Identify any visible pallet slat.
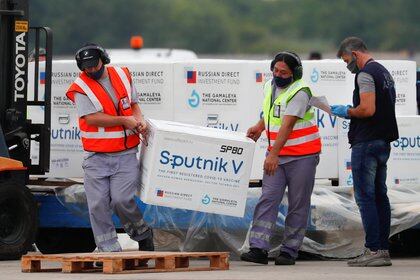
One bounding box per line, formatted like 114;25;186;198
103;259;123;274
21;251;229;274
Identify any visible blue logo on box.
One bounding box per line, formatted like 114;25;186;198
346;174;353;186
202;194;211;205
311;68;319;83
188;89;200;108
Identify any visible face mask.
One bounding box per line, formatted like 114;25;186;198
87;64;105;80
346;55;359;74
274;76;293;88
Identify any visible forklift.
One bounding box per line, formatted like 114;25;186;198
0;0;52;259
0;0;135;259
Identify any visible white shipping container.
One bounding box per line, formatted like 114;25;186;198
338;116;420;186
27;59;417;182
138;119;255;217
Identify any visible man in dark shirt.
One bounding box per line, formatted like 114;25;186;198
331;37;399;267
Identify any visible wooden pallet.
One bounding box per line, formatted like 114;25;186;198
21;251;229;274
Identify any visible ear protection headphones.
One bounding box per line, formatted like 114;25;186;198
270;51;303;80
75;43;110;70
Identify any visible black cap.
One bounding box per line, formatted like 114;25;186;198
78;49;100;70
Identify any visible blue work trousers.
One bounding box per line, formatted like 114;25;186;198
249;155;319;258
352;139;391;251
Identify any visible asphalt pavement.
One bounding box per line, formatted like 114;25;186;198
2;258;420;280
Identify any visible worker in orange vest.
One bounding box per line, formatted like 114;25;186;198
66;43;153;253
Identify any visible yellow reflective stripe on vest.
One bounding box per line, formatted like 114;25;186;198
81;129;136;139
74;77;103;112
114;67;132;103
284;131;320;147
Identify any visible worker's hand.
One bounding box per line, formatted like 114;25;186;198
263;152;278;176
123;116;141;130
246;125;263;142
137;119;149;137
330;105;351;119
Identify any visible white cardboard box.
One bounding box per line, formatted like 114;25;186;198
338;116;420;186
138;119;255;217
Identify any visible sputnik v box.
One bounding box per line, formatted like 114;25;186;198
138;119;255;217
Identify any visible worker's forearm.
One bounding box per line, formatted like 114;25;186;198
270;125;293;155
131;103;144;121
84;112;126;127
256;118;265;132
348;106;374;118
348;93;375;118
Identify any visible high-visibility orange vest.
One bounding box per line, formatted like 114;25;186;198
66;66;140;153
262;79;321;156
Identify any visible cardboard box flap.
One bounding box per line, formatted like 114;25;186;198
147;119;254;143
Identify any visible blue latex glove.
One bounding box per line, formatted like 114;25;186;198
330;105;351;119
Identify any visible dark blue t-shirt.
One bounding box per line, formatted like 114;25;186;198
348;60;399;145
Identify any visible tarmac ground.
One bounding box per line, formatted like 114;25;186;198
2;258;420;280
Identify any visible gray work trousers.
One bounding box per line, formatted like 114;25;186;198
249;155;319;258
83;152;151;252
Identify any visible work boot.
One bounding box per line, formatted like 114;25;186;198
274;251;295;265
378;250;392;266
347;248;392;267
240;248;268;264
138;229;154;251
138;230;154;267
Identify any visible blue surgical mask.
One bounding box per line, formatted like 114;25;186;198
346;55;359;74
87;64;105;80
274;76;293;88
